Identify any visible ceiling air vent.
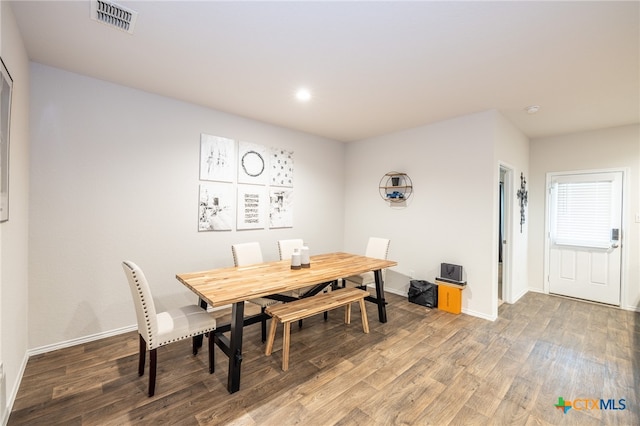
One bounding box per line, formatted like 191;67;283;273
91;0;138;34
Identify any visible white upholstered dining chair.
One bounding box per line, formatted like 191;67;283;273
231;242;280;342
277;238;304;261
122;261;217;397
343;237;391;289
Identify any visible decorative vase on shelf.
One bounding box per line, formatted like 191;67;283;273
391;176;400;186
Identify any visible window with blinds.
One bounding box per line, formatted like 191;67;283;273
552;180;613;248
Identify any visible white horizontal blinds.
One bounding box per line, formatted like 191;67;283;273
554;180;612;248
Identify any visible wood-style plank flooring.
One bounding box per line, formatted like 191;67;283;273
8;291;640;425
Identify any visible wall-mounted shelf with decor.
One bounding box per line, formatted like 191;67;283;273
379;172;412;203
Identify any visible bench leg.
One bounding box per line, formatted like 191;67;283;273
344;303;351;324
359;298;369;334
265;317;278;356
282;322;291;371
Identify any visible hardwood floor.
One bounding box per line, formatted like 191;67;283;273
8;291;640;425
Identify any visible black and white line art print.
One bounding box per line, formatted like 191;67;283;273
270;148;294;187
237;184;267;230
269;188;293;228
198;183;235;231
200;134;235;182
238;141;268;185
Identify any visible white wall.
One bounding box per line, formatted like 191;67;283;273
529;124;640;310
28;63;346;350
493;111;530;307
0;3;30;423
344;110;529;320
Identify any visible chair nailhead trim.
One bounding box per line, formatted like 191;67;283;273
131;267;216;350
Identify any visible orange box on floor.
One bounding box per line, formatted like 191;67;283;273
435;280;464;314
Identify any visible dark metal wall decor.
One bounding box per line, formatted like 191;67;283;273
517;172;528;232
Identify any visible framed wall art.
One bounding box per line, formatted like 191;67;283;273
237;184;267;230
238;141;268;185
200;134;235;182
198;182;235;231
270;148;293;187
0;57;13;223
269;188;293;228
196;132;297;233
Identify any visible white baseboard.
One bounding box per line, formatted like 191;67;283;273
510;287;529;304
621;303;640;313
382;286;406;298
371;284;498;321
28;325;137;357
462;307;497;321
2;352;28;426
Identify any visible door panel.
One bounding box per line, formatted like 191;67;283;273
590;252;607;284
548;171;622;306
560;250;575;280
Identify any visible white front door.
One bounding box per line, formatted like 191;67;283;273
547;171;622;305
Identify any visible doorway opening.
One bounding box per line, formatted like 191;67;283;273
498;165;513;310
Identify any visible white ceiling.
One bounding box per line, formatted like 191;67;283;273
9;1;640;142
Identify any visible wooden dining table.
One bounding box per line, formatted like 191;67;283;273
176;252;397;393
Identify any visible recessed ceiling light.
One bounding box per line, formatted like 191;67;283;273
525;105;540;114
295;88;311;102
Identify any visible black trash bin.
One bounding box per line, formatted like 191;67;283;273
408;280;438;308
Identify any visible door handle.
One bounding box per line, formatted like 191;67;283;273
611;229;620;249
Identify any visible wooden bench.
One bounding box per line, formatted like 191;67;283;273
265;287;370;371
